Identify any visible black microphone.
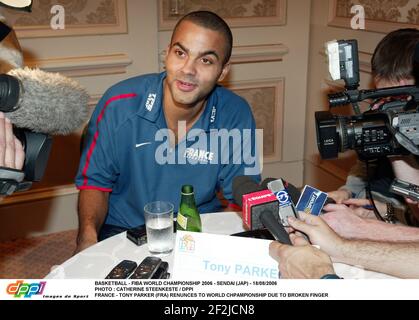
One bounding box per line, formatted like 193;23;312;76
232;175;264;207
232;176;292;245
259;211;292;245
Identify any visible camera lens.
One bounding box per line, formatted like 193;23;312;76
315;111;339;159
0;74;20;112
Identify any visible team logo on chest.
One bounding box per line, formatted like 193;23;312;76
145;93;157;112
210;106;217;123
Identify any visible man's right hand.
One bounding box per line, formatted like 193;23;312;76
73;232;98;255
74;189;109;255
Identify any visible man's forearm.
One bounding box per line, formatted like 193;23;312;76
351;219;419;242
336;239;419;278
77;189;109;246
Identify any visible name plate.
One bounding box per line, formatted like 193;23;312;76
172;231;279;280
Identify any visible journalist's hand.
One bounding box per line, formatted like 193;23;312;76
287;212;345;260
269;234;335;279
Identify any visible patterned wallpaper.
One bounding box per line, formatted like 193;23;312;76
233;87;277;157
163;0;278;18
160;0;285;29
336;0;419;23
2;0;118;26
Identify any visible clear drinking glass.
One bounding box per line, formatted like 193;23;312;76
144;201;174;255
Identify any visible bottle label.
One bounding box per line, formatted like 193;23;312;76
177;212;188;230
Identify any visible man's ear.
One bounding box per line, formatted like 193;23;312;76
218;61;231;82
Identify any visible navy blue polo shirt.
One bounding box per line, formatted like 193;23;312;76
75;72;260;228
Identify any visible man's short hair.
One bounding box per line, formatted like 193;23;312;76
372;28;419;83
171;11;233;65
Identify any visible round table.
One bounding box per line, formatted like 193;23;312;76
45;211;245;279
45;211;395;279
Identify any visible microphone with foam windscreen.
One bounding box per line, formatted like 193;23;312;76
2;67;89;135
0;67;89;192
232;176;292;245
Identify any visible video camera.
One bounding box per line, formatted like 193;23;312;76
0;73;52;195
315;39;419;160
0;15;51;195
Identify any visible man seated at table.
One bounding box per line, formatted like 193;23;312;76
74;11;260;254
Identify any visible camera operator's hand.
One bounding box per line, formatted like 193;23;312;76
0;112;24;170
269;235;335;279
328;189;351;204
405;197;419;207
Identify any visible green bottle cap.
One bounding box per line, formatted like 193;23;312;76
181;185;194;195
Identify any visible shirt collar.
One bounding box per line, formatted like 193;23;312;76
136;72;166;125
137;72;219;132
192;86;219;132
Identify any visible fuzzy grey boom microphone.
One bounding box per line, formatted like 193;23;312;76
1;67;89;134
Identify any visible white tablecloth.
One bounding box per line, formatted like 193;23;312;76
45;211;395;279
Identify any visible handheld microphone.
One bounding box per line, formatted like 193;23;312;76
262;178;336;213
3;67;89;135
261;178;299;227
261;178;301;205
232;175;264;208
232;176;292;245
259;211;292;245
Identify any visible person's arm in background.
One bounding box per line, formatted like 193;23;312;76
288;212;419;279
321;203;419;241
328;160;369;203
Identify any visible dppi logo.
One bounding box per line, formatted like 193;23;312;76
6;280;46;298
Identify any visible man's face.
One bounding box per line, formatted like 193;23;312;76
164;20;230;107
